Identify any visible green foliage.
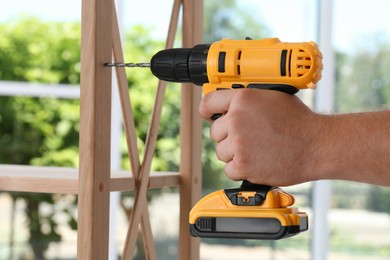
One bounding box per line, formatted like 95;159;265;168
0;17;80;84
367;186;390;212
121;25;181;172
0;96;79;166
0;17;81;168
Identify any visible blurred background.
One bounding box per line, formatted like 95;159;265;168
0;0;389;259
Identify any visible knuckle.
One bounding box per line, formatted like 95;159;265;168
233;155;250;172
225;109;245;133
231;135;246;153
198;93;212;117
228;110;243;127
234;88;255;103
216;152;224;162
230;139;251;172
215;143;225;161
209;124;218;141
224;165;241;181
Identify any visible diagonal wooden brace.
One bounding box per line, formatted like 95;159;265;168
111;4;157;259
121;0;183;258
113;3;156;259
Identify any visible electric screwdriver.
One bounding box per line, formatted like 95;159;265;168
110;37;323;239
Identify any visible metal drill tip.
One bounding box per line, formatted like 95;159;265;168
104;62;150;68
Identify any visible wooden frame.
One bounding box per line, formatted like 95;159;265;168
179;1;204;259
0;0;203;259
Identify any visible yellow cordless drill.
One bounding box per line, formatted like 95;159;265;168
116;37;323;239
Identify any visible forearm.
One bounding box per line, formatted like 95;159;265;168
312;110;390;186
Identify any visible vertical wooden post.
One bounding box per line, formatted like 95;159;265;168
78;0;113;259
179;0;203;259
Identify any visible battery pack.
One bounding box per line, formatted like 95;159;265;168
189;183;308;240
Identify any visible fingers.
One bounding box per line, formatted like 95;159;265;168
215;138;232;163
198;90;234;121
200;90;243;181
224;161;244;181
199;89;253;183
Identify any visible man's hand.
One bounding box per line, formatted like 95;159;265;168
198;89;320;186
199;88;390;187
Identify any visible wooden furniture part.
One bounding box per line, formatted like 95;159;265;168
0;0;203;259
77;0;113;257
179;1;204;259
0;165;179;194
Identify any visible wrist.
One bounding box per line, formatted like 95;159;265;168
301;113;335;182
309;114;345;181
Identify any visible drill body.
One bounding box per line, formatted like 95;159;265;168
149;38;323;240
150;38;323;95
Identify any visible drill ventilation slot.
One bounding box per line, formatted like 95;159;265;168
295;49;312;77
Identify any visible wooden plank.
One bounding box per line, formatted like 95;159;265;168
179;0;203;259
111;5;157;259
0;165;180;194
0;165;77;194
111;171;180;191
0;164;77;178
78;0;113;259
121;0;183;258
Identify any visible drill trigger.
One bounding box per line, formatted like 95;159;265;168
224;181;274;206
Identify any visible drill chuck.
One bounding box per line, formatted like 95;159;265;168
150;44;210;86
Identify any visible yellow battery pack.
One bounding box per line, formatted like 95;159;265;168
189;182;308;239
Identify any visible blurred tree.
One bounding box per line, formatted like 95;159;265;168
0;17;81;259
335;39;390;113
0;17;80;84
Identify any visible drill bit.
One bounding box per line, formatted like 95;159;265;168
104;62;151;68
